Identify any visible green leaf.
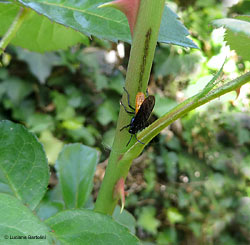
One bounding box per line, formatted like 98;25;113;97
156;228;177;245
154;51;201;78
188;222;202;237
108;73;124;94
212;16;250;60
0;193;52;244
159;6;198;48
96;100;118;126
163;151;178;182
137;206;160;235
212;16;250;37
79;51;109;91
36;199;64;221
0;120;49;210
0;4;89;52
16;48;61;84
27;113;55;133
11;100;35;122
0;77;33;105
166;207;184;224
166;136;181;151
55;144;99;208
39;130;64;164
95;73;109;91
113;206;136;234
52;91;75;120
103;128;116;150
0;68;8;80
61;118;83;130
16;0;197;48
67;127;96;146
144;164;156;193
45;209;139;245
65;86;91;109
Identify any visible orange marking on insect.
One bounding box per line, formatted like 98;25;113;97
135;92;146;114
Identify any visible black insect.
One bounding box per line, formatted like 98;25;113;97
120;87;155;146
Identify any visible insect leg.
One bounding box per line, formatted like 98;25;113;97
120;100;134;115
123;87;135;111
120;123;131;131
135;134;145;145
126;134;133;147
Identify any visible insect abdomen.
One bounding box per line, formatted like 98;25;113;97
135;92;145;114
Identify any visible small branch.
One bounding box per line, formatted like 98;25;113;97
0;7;29;55
122;72;250;161
103;73;250;207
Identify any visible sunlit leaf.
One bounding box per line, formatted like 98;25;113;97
0;3;89;52
39;130;64;164
212;16;250;60
166;207;184;224
137;206;160;235
15;0;197;48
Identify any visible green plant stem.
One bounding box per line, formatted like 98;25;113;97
95;70;250;215
94;0;165;215
121;72;250;161
103;73;250;208
0;7;29;55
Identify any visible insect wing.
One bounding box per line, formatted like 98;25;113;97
133;95;155;126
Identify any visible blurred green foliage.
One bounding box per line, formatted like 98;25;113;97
0;0;249;244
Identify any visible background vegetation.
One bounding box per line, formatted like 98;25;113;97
0;0;249;244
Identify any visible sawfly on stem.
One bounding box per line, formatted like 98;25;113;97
120;87;155;146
